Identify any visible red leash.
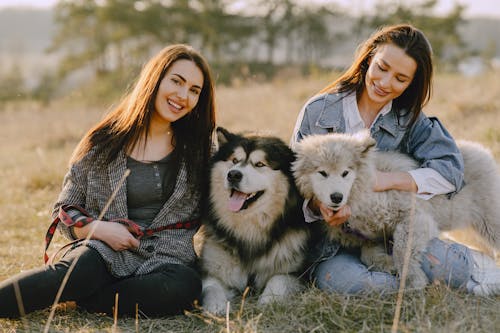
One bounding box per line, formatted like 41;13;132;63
44;204;199;264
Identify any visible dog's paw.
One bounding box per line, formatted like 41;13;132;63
361;244;396;274
405;267;429;290
202;291;229;315
201;278;231;315
258;274;302;305
202;298;229;315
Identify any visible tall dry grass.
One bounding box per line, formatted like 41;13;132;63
0;71;499;332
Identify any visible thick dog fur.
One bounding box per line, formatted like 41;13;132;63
198;128;311;314
292;131;500;289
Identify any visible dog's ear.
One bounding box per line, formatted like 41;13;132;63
216;127;236;146
353;130;376;156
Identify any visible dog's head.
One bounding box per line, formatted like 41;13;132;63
210;127;295;215
292;131;375;211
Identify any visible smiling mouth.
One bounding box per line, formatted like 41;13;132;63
167;99;184;111
373;84;389;96
227;189;264;212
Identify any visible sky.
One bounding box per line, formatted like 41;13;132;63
0;0;499;18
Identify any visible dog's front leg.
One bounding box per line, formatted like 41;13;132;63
361;243;396;274
392;211;435;290
258;274;303;305
201;276;233;315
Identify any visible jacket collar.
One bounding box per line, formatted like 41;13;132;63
315;92;403;137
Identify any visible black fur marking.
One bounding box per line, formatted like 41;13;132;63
205;127;310;266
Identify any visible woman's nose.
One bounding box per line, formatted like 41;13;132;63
378;73;391;88
177;86;188;99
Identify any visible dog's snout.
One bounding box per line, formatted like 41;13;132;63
227;170;243;183
330;192;343;204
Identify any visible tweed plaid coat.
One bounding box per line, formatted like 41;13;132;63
52;147;201;277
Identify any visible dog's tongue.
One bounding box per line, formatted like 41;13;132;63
228;190;248;212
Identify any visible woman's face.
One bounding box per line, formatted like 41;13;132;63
364;43;417;107
154;59;204;125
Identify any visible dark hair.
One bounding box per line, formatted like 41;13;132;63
320;24;433;127
71;44;216;189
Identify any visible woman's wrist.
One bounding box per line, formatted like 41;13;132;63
375;171;418;192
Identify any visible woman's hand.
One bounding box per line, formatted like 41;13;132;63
73;221;140;251
374;170;418;193
308;197;350;226
319;203;351;227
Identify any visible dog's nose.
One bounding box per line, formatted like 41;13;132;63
330;192;343;204
227;170;243;183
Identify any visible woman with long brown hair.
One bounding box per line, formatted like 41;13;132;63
292;24;500;295
0;44;216;317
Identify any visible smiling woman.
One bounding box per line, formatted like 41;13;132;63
290;23;500;296
0;44;216;318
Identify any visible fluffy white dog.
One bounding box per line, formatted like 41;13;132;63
292;131;500;289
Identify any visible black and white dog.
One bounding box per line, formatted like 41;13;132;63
198;127;311;314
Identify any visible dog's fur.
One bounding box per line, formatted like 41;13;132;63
198;128;311;314
292;131;500;289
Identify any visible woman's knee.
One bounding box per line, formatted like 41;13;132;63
157;264;202;305
313;252;399;294
421;238;472;289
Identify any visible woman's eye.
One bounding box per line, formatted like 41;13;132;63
377;64;387;72
318;170;328;177
190;88;200;95
255;161;265;168
171;78;181;85
342;170;349;177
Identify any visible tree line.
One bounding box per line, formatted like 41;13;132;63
1;0;466;104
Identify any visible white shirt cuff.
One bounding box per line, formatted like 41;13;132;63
302;198;322;223
407;168;456;200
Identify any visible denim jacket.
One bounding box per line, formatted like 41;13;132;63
291;92;465;264
292;92;465;192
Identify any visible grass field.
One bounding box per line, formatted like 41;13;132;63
0;71;499;332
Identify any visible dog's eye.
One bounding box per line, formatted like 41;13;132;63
342;170;349;177
231;158;239;164
318;170;328;177
255;161;265;168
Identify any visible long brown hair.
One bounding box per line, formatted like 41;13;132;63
71;44;216;188
320;24;433;127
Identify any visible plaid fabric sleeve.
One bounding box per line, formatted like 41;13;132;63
65;208;90;239
53;157;90;240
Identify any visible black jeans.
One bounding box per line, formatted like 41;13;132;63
0;246;201;318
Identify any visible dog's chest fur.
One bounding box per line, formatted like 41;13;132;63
326;165;415;248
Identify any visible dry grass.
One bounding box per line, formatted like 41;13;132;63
0;71;499;332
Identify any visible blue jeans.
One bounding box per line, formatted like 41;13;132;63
313;238;473;294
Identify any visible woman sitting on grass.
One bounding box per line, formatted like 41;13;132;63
0;44;216;318
291;23;500;296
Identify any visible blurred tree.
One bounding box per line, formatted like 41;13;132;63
294;4;339;65
257;0;293;64
31;70;58;106
0;64;26;102
363;0;465;64
190;0;255;63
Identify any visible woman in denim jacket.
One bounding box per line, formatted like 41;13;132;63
291;24;500;295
